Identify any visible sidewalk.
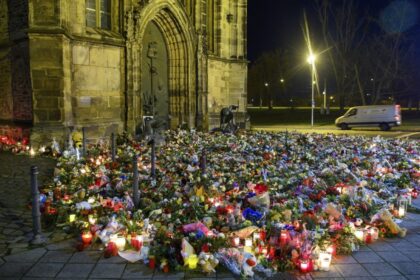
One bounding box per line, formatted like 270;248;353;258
0;153;420;279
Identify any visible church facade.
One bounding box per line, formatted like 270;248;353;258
0;0;248;145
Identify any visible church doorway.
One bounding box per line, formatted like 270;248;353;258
141;21;169;128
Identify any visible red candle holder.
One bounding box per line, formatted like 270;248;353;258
81;231;93;245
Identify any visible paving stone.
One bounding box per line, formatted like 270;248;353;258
402;250;420;261
332;255;357;263
406;275;420;280
361;262;402;276
311;266;342;278
40;250;73;263
98;255;127;264
89;263;126;278
154;271;185;279
57;263;95;278
367;242;395;252
375;276;407;280
376;251;411;262
334;263;370;277
342;277;375;280
0;262;33;277
352;251;384;263
122;263;154;278
184;269;208;279
25;262;64;278
390;241;420;251
46;240;77;251
3;247;46;262
390;262;420;275
357;245;372;252
69;250;101;263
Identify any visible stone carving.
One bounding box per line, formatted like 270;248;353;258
125;0;150;41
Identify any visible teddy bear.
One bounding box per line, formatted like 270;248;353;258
198;252;219;274
242;252;257;277
378;208;407;237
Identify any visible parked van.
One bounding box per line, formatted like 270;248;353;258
335;105;401;131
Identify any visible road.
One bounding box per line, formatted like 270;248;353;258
251;124;420;139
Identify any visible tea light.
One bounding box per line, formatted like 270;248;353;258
69;214;76;223
326;245;336;255
233;237;240;246
300;259;309;273
81;231;93;244
280;230;288;246
261;246;268;256
369;227;379;240
131;235;143;251
318;252;332;271
354;229;364;241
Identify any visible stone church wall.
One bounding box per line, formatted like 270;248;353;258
71;43;124;139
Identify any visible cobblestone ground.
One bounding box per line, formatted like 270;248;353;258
0;152;72;257
1;152;420;279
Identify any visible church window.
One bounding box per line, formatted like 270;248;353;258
86;0;111;30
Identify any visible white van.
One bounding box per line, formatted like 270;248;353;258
335;105;401;131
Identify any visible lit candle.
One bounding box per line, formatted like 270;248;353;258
253;232;260;241
245;238;253;247
233;237;240;246
318;252;332;271
111;235;126;251
69;214;76;223
398;205;405;217
300;259;309;273
76;148;80;160
88;214;97;225
369;227;379;240
354;229;364;241
326;245;335;256
261;246;268;256
29;148;35;157
131;235;143;251
81;231;93;245
280;230;288;246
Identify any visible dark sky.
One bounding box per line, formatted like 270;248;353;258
247;0;420;97
247;0;420;62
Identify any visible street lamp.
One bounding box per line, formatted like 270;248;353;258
307;54;316;127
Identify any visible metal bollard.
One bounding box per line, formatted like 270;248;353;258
111;133;116;162
30;166;47;245
82;127;86;157
150;139;156;178
200;149;207;175
132;155;140;208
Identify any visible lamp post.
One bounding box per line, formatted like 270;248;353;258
307;54;316;127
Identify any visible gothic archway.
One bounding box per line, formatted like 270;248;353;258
125;1;196;132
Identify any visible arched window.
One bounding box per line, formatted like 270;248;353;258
86;0;111;30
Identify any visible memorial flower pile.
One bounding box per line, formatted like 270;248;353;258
38;130;419;277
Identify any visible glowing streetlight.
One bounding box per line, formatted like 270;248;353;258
280;78;284;83
307;53;316;127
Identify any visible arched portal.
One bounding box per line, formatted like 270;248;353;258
126;2;196;133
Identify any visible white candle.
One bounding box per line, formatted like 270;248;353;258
245;238;253;247
354;229;364;241
233;237;240;246
76;148;80;160
318;252;332;271
398;205;405;217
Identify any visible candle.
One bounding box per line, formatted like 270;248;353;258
69;214;76;223
280;230;288;246
88;214;97;225
30;148;35;157
233;237;240;246
300;260;309;273
369;227;379;240
354;229;364;241
365;232;372;244
81;231;93;245
318;252;332;271
261;246;268;256
253;232;260;241
76;148;80;160
131;235;143;251
245;238;253;247
398;205;405;217
149;256;156;269
111;235;126;251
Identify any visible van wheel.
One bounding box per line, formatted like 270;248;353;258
379;123;390;131
340;123;349;130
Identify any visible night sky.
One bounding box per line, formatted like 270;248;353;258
247;0;420;62
247;0;420;97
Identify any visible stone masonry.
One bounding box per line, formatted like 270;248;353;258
0;0;248;146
